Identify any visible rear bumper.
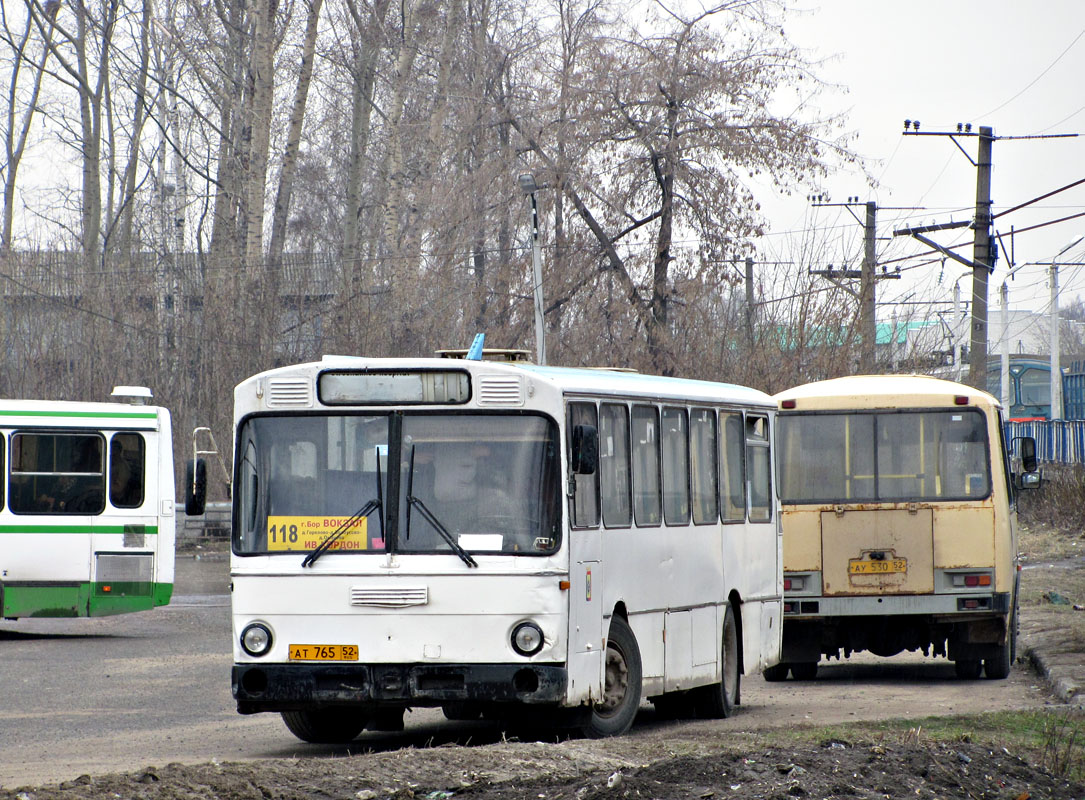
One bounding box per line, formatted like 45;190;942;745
783;591;1010;618
233;662;568;713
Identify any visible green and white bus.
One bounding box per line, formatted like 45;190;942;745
0;387;176;619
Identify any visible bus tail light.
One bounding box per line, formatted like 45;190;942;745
951;572;992;588
784;576;805;591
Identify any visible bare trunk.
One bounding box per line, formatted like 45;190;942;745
267;0;323;266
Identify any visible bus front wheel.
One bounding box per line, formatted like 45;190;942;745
281;708;369;743
583;616;642;738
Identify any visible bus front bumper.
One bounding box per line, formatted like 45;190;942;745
233;662;568;713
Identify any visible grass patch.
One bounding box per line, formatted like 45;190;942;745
750;709;1085;781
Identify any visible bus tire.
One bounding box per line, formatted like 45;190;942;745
984;620;1016;680
790;661;818;680
281;709;368;743
695;604;740;718
954;659;982;679
583;616;642;738
762;663;790;682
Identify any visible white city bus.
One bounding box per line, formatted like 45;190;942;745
196;354;782;742
772;374;1039;681
0;387;176;619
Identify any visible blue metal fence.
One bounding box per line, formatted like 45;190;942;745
1006;420;1085;464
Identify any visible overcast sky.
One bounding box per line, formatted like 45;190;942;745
760;0;1085;318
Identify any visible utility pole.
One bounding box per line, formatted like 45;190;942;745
969;126;994;389
809;197;899;370
860;201;877;372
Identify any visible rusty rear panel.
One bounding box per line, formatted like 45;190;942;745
821;508;934;596
933;505;995;571
781;508;822;572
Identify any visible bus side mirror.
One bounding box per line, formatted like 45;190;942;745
185;458;207;516
1017;471;1042;490
571;424;598;475
1019;436;1038;474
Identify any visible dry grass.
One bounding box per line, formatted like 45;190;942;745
1017;465;1085;649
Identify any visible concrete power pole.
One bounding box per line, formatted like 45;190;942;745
745;256;754;350
859;201;877;372
967;126;994;390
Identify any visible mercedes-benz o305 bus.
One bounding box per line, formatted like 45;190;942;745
0;387;176;619
196;355;782;742
771;374;1040;681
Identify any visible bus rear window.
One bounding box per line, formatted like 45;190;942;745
778;410;990;504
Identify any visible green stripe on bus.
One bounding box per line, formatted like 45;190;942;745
0;524;159;534
0;410;157;419
0;582;171;617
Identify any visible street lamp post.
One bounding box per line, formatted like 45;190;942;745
518;173;547;365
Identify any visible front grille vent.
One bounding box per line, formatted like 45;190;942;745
350;586;429;608
267;378;313;408
476;375;525;406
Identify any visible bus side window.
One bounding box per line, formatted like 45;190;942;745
746;415;771;523
568;402;599;527
632;405;661;526
600;403;632;528
10;432;105;515
662;406;690;525
690;408;718;524
720;412;745;521
109;433;145;509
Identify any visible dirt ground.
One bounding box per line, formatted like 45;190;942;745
3;729;1082;800
4;525;1083;800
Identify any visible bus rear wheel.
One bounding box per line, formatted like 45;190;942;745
583;616;642;738
281;708;368;743
984;619;1016;680
762;663;790;682
695;604;740;718
954;659;982;679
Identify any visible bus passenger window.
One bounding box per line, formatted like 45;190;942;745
568;402;599;527
720;413;745;521
662;407;690;525
746;415;771;523
600;404;632;527
690;408;718;524
10;432;105;515
632;405;661;526
109;433;145;508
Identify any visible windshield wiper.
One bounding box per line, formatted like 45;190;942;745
404;445;478;568
302;454;385;568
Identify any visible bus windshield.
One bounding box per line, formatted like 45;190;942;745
777;409;990;504
235;413;561;556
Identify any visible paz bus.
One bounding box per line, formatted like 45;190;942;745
190;352;782;742
771;374;1039;681
0;387;176;619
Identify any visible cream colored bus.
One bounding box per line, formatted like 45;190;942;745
771;375;1039;681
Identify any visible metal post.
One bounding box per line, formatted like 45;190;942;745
518;173;547;365
1000;282;1010;410
529;192;546;366
1051;259;1061;419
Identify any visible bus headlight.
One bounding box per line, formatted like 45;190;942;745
511;621;544;656
241;622;273;656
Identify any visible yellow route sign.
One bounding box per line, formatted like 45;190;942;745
267;515;371;552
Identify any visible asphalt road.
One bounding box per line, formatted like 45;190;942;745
0;553;1058;790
